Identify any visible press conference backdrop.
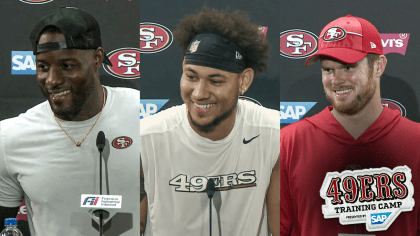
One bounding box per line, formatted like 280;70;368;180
280;0;420;128
0;0;139;235
140;0;280;118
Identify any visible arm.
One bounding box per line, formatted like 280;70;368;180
140;158;147;235
0;206;19;231
267;155;280;236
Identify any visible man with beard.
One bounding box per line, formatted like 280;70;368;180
0;7;140;235
280;15;420;235
140;7;279;236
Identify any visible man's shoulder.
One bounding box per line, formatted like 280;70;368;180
140;104;184;136
240;100;279;130
107;86;139;98
280;114;318;139
0;101;49;135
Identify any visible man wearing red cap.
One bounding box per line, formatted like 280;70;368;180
281;15;420;235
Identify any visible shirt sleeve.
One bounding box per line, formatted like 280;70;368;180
0;122;24;207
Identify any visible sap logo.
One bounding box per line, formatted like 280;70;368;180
83;197;99;206
280;102;316;124
371;212;391;225
280;29;318;59
380;33;410;55
11;51;36;75
140;22;173;53
140;99;169;119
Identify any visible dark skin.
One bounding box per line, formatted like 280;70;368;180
0;32;105;227
36;32;105;121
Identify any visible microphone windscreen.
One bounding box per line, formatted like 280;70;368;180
96;131;105;152
206;178;215;199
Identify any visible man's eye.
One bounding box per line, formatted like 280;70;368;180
212;80;222;85
63;64;72;69
345;66;353;71
37;64;47;70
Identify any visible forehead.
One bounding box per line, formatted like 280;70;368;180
320;56;367;68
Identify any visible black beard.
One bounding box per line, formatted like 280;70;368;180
188;103;237;134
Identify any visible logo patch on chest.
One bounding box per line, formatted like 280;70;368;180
320;166;414;232
112;136;133;149
169;170;257;192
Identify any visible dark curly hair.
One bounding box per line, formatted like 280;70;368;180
173;7;270;74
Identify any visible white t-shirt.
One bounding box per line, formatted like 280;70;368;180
0;86;140;236
141;100;279;236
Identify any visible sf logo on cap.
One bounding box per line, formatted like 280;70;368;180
323;27;347;41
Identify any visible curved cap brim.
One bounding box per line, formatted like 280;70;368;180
305;48;367;66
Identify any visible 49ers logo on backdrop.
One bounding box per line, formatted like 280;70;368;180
320;166;414;232
381;98;406;117
169;170;257;192
19;0;53;4
140;22;173;53
103;48;140;79
112;136;133;149
280;29;318;59
323;27;346;41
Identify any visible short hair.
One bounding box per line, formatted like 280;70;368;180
173;7;270;74
366;53;380;69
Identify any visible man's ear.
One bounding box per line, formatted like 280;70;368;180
239;68;254;95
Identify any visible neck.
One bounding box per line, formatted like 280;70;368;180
331;94;383;139
189;107;237;141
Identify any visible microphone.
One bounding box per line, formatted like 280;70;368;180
96;131;105;152
206;178;216;236
206;178;215;199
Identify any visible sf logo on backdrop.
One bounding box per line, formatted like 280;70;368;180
19;0;53;4
103;48;140;79
140;22;173;53
280;29;318;59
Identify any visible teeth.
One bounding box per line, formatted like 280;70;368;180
195;103;214;109
52;90;70;97
335;89;352;95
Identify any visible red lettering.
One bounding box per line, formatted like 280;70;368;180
357;175;375;201
327;178;343;204
343;176;358;203
374;174;393;200
392;173;408;198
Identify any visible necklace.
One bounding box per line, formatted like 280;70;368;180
53;87;106;147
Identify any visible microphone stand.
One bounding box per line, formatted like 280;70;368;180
206;179;215;236
96;131;105;236
99;149;103;236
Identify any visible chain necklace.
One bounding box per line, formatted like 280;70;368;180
53;87;106;147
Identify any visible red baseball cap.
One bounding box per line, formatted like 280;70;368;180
305;15;383;66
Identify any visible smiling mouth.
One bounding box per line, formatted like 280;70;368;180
334;89;352;96
194;103;214;109
50;90;70;98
